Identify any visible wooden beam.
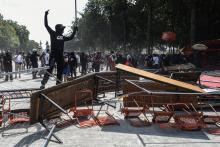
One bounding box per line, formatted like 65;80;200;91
116;64;205;93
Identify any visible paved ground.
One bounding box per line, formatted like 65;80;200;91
0;72;220;147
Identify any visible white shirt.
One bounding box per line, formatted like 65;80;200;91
110;54;116;62
15;54;23;63
44;53;50;65
76;54;80;64
153;56;159;65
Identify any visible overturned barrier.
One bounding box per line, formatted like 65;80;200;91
122;80;199;107
30;74;94;125
30;71;138;146
28;65;220;146
30;71;139;125
0;88;39;136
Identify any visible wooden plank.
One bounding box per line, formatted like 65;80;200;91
30;74;95;125
116;64;205;93
122;80;198;107
30;71;138;125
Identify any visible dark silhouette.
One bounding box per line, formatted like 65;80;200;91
3;50;13;81
80;52;88;75
40;10;78;89
69;52;77;77
30;49;39;79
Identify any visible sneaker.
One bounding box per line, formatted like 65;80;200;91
40;85;45;89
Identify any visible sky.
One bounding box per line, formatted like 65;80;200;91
0;0;88;49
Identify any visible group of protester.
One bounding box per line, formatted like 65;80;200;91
61;50;139;79
141;53;188;69
0;10;190;89
0;49;49;81
0;49;140;82
0;48;190;87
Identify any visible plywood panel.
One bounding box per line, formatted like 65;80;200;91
116;64;204;93
30;74;95;125
30;71;139;125
122;81;198;107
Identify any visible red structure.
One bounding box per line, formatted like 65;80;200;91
182;39;220;70
162;32;176;41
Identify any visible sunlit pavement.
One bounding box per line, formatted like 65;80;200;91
0;72;220;147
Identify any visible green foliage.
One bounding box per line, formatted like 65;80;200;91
0;14;3;20
27;40;39;52
67;0;220;52
0;13;36;53
0;21;20;50
6;20;30;50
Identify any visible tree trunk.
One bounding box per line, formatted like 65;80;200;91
123;0;128;51
146;0;152;54
190;1;199;67
190;1;196;45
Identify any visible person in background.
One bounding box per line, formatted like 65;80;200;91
44;49;50;66
63;54;70;82
75;53;81;73
39;51;46;67
69;51;77;77
3;50;13;81
109;51;116;71
125;54;133;67
40;10;78;89
14;52;23;78
39;51;46;78
80;52;88;75
22;52;26;70
105;54;111;71
116;52;125;64
30;49;39;79
93;52;101;72
152;54;160;69
25;52;31;69
131;56;138;68
147;55;153;68
87;53;93;73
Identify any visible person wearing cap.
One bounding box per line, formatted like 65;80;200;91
40;10;78;89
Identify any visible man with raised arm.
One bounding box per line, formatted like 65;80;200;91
40;10;78;89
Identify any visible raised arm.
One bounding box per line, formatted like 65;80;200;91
44;10;53;33
64;26;78;41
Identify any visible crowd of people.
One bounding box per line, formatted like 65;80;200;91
0;49;190;82
0;50;39;81
0;10;190;86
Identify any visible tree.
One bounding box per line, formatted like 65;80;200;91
26;40;39;52
0;14;34;53
67;0;220;53
6;20;30;50
0;14;3;20
0;21;20;50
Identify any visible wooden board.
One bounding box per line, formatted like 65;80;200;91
30;71;139;125
116;64;205;93
30;74;95;125
122;81;198;107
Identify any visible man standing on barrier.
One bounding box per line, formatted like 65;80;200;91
40;10;78;89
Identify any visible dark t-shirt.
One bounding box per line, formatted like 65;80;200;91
48;30;72;56
3;53;12;66
44;14;75;57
